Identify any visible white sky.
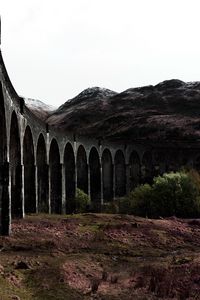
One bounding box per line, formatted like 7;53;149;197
1;0;200;106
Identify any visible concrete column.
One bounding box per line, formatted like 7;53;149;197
113;163;116;200
87;163;91;199
0;162;11;235
100;163;103;205
45;163;50;213
75;162;77;195
21;164;25;218
35;165;38;214
74;139;77;197
61;163;66;214
7;162;11;235
126;163;130;195
48;164;51;214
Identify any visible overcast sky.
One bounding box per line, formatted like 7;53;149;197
1;0;200;107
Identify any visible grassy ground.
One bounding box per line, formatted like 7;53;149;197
0;214;200;299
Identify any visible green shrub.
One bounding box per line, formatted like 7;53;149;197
129;183;153;217
124;170;200;218
75;189;90;213
152;172;200;218
101;201;119;214
187;168;200;191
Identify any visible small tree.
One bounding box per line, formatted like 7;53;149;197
75;189;90;213
125;170;200;218
129;184;153;217
151;173;182;217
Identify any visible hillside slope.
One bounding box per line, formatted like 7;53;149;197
46;80;200;142
24;98;56;121
1;214;200;299
25;80;200;142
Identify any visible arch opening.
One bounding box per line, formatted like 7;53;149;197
141;151;153;184
77;145;88;194
9;112;22;218
129;151;140;191
49;139;62;214
36;134;49;213
166;150;180;173
89;147;101;204
102;149;113;201
154;151;166;176
64;143;75;213
23;126;36;214
114;150;126;197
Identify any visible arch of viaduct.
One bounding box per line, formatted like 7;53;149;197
1;48;200;235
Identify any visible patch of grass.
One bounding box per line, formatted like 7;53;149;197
24;258;83;300
0;273;32;300
78;223;100;233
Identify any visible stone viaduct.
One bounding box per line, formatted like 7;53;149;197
1;35;200;235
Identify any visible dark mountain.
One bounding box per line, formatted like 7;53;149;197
29;80;200;142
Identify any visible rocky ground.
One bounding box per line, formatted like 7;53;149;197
1;214;200;299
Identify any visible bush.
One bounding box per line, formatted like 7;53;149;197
124;170;200;218
129;184;153;217
118;184;152;215
152;172;200;217
75;189;90;213
101;202;119;214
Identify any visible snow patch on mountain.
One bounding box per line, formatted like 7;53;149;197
24;98;57;112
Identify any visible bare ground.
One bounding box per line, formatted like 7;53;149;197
0;214;200;299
